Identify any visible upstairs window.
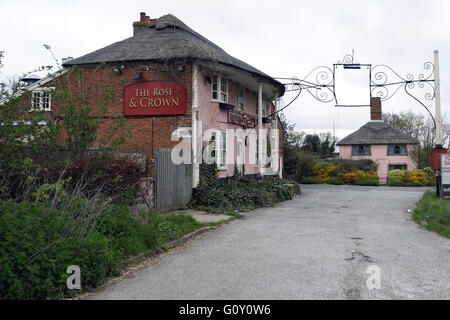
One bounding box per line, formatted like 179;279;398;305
351;145;371;156
212;75;228;103
31;88;52;111
388;144;407;155
237;87;245;111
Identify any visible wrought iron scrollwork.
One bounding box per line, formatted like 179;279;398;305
275;52;437;128
370;62;436;127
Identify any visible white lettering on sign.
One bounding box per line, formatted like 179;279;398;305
441;154;450;185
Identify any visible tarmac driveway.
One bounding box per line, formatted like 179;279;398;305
89;185;449;300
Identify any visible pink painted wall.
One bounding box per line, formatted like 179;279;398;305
339;145;417;184
197;69;277;178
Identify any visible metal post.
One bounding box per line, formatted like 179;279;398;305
258;82;263;176
434;50;442;146
191;63;199;187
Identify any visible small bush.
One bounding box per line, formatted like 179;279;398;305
422;167;436;186
388;169;406;186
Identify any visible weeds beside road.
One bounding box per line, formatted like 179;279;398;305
414;191;450;238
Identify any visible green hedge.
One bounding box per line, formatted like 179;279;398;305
0;200;203;299
189;164;293;213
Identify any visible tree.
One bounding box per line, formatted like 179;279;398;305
383;111;450;169
301;132;336;159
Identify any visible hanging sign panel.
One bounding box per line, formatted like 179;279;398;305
123;81;186;116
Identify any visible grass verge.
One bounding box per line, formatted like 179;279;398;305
413;191;450;238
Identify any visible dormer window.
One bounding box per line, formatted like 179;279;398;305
31;88;53;111
211;75;228;103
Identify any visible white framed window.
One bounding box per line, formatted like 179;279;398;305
237;139;244;174
210;130;227;170
31;88;53;111
211;75;228;103
237;87;245;111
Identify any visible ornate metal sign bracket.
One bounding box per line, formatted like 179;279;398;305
275;52;436;128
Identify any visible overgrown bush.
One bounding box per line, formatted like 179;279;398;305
0;199;203;299
189;164;293;213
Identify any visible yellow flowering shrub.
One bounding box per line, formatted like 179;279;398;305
338;170;365;184
403;170;428;187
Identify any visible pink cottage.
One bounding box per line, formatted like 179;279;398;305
337;98;418;184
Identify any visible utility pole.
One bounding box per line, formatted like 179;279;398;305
434;50;442;147
433;50;446;198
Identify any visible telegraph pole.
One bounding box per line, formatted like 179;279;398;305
434;50;442;146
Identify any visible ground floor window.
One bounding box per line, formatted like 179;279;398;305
389;164;407;171
210;130;227;170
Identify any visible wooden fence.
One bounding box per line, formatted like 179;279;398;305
155;148;192;212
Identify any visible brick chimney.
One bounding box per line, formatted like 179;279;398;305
133;12;151;36
370;97;382;121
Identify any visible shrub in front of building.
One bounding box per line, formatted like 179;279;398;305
387;169;406;186
0;199;203;299
300;159;379;186
403;170;428;187
388;169;434;187
190;164;293;213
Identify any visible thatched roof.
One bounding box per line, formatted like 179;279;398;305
63;14;283;93
337;121;417;146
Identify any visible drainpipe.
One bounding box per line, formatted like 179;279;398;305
258;81;263;176
192;63;199;187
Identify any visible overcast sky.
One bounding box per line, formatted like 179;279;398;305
1;0;449;138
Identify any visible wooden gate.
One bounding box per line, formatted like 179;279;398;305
155;148;192;212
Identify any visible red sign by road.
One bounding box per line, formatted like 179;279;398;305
123;81;186;116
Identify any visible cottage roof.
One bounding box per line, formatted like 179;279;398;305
63;14;284;94
337;121;417;146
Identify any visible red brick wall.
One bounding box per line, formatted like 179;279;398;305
21;62;193;176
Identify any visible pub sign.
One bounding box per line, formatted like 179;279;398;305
123;81;186;116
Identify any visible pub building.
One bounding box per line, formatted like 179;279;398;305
11;12;285;208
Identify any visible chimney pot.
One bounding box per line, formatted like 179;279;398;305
133;12;151;36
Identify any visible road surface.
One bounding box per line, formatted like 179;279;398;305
88;185;449;299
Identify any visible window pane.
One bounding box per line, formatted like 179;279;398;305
212;76;218;100
238;88;244;111
43;92;50;110
32;92;41;110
